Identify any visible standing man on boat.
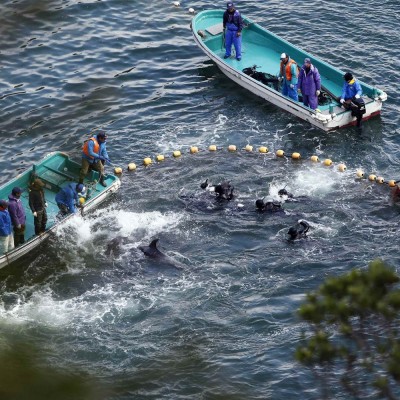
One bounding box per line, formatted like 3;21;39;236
0;200;14;254
297;58;321;110
223;2;243;61
79;131;110;187
29;178;48;235
8;187;26;246
279;53;299;101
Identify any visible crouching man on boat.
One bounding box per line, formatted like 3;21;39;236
297;58;321;110
340;72;365;127
8;187;26;247
279;53;299;101
0;200;14;254
29;178;47;235
79;131;110;187
340;72;362;106
223;2;243;61
55;183;85;216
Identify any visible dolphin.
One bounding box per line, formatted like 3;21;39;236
138;238;184;269
105;236;129;257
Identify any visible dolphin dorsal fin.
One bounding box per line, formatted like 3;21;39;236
149;239;159;249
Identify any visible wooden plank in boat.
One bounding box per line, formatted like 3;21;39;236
206;23;223;36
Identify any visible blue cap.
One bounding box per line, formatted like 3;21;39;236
227;2;234;8
97;131;107;140
76;183;84;193
12;187;23;195
304;58;311;64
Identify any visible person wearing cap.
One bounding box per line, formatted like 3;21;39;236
29;178;48;235
55;182;85;216
340;72;362;106
278;53;299;101
297;58;321;110
79;131;110;187
222;2;243;61
0;200;14;254
8;187;26;246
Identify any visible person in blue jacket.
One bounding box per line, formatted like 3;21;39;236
340;72;362;106
79;131;110;187
223;2;243;61
55;183;85;216
0;199;14;254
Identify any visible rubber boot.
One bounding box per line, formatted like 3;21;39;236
99;175;107;187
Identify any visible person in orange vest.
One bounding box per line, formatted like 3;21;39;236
79;131;110;187
278;53;299;101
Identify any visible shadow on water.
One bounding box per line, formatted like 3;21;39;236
0;338;107;400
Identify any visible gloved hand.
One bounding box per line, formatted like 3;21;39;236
290;84;294;89
16;224;21;229
45;202;48;207
236;31;241;37
355;94;361;99
316;90;321;96
278;76;283;82
33;211;37;217
340;98;345;104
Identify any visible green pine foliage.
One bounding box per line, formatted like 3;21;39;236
296;259;400;399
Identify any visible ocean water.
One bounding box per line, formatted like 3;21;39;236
0;0;399;398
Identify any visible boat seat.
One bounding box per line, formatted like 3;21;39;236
38;166;76;192
206;23;224;36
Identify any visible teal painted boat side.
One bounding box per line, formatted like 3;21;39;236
0;152;120;267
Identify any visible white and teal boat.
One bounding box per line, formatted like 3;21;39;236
191;10;387;131
0;152;121;269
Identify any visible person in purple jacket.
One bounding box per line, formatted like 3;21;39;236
8;186;26;246
297;58;321;110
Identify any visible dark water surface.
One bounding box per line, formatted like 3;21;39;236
0;0;400;398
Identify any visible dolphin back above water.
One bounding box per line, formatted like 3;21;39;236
138;238;184;269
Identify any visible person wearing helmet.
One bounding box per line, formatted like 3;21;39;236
222;2;243;61
278;53;299;101
55;183;86;216
0;199;14;254
79;130;110;187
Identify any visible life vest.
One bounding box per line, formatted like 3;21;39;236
280;59;299;81
83;137;100;159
